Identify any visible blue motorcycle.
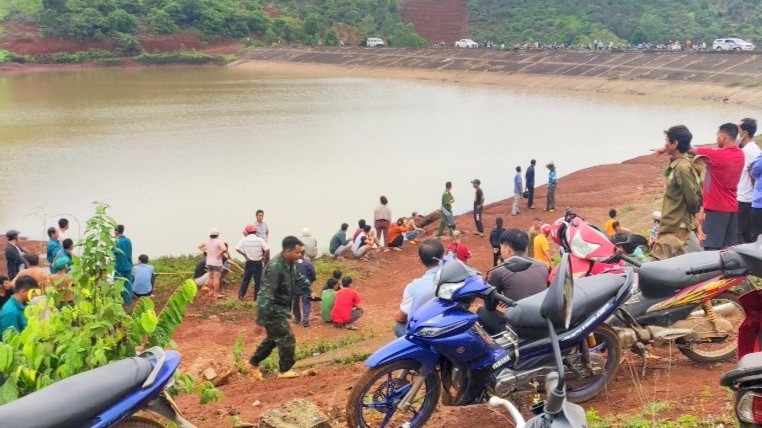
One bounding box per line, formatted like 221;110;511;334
346;255;634;428
0;347;195;428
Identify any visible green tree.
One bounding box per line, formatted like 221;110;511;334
147;8;177;34
630;27;647;44
107;9;139;34
324;27;340;45
303;13;322;36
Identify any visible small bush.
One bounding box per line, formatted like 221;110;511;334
0;49;10;64
324;28;340;46
114;32;144;56
135;52;220;65
147;8;178;35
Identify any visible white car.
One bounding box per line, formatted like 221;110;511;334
366;38;385;48
713;38;756;51
455;38;479;48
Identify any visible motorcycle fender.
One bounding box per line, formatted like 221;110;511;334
366;337;439;376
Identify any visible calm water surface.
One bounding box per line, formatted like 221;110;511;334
0;67;758;256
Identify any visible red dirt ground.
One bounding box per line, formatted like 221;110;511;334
169;152;737;426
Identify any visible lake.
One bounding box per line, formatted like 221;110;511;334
0;66;758;256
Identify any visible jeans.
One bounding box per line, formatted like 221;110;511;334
115;270;133;305
239;260;264;300
512;193;521;214
336;308;364;326
473;205;484;233
388;235;404;248
292;293;312;326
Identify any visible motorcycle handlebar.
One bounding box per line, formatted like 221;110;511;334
685;262;722;275
491;291;518;307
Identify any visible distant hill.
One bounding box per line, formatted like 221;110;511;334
0;0;760;51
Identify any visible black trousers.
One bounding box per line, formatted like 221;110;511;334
474;205;484;233
492;247;501;267
751;208;762;241
239;260;264;300
739;202;755;243
527;185;535;208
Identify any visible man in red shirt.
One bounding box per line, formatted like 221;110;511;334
331;277;363;330
692;123;744;250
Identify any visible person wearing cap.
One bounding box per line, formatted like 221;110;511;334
525;159;537;209
249;236;310;380
5;230;28;280
472;179;485;237
198;228;226;299
533;224;552;268
446;230;472;263
649;211;662;246
236;224;269;300
545;162;558;212
329;223;352;257
114;225;134;305
300;228;318;259
512;166;523;216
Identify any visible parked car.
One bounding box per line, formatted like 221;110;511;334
366;37;385;47
713;38;756;51
455;38;479;48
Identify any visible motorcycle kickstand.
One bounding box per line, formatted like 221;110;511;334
145;392;197;428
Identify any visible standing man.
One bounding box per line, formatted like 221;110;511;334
114;225;134;304
652;125;703;259
300;228;318;259
198;228;225;299
57;218;70;242
374;196;392;250
248;236;310;380
512;166;523;216
394;240;444;337
472;179;485;237
691;123;744;250
526;159;536;209
51;239;74;274
4;230;27;280
329;223;352;257
46;227;61;267
737;118;759;243
254;210;270;265
545;162;558;212
437;182;455;239
293;253;317;327
236;224;269;300
489;217;506;267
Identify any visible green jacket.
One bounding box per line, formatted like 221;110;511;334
441;192;454;212
659;154;702;234
256;253;311;323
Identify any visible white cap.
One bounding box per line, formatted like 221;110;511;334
209;227;220;236
652;211;662;220
302;228;311;237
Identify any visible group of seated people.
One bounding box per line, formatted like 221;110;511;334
319;270;363;330
329;215;424;261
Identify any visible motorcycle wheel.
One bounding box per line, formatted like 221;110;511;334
678;292;745;363
566;324;621;403
346;359;440;428
114;416;164;427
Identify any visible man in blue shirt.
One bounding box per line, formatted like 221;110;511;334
394;240;444;337
114;225;134;304
46;227;61;267
525;159;536;209
0;275;39;337
293;255;317;327
545;162;558;212
513;166;523;216
132;254;156;297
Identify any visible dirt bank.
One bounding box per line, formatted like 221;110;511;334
171;151;735;426
236;47;762;108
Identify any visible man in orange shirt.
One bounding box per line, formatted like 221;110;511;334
533;224;552;269
387;218;407;251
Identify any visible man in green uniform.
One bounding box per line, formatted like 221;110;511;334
248;236;310;380
114;225;134;304
437;181;455;239
0;275;39;336
652;125;703;260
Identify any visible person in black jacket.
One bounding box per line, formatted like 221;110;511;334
4;230;27;280
489;217;505;267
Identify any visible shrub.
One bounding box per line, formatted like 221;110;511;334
147;8;178;34
0;203;213;405
388;22;426;49
114;32;144;56
0;50;10;64
324;28;340;46
107;9;139;34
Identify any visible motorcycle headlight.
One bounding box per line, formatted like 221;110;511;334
437;281;465;300
570;232;601;259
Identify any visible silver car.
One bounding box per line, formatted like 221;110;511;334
713;38;756;51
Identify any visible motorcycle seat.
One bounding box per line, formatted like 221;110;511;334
0;356;153;428
638;250;721;298
505;273;626;329
720;351;762;388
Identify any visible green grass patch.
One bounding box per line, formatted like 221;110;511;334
588;400;732;427
135;52;233;66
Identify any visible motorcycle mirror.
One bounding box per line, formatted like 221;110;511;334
503;256;532;273
541;253;574;330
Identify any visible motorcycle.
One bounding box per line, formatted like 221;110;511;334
489;252;589;427
552;208;751;364
345;254;633;428
720;288;762;427
0;347;194;428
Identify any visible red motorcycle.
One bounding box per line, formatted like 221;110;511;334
721;289;762;427
551;208;751;364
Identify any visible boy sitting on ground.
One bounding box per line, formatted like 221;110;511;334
331;277;363;330
321;278;339;322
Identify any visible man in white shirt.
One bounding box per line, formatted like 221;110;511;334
57;218;69;242
737;118;760;243
236;224;270;300
352;225;372;261
393;240;444;337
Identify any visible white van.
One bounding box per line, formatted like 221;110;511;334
366;38;385;48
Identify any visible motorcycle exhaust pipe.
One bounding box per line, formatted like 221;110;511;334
689;302;738;318
652;328;693;341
